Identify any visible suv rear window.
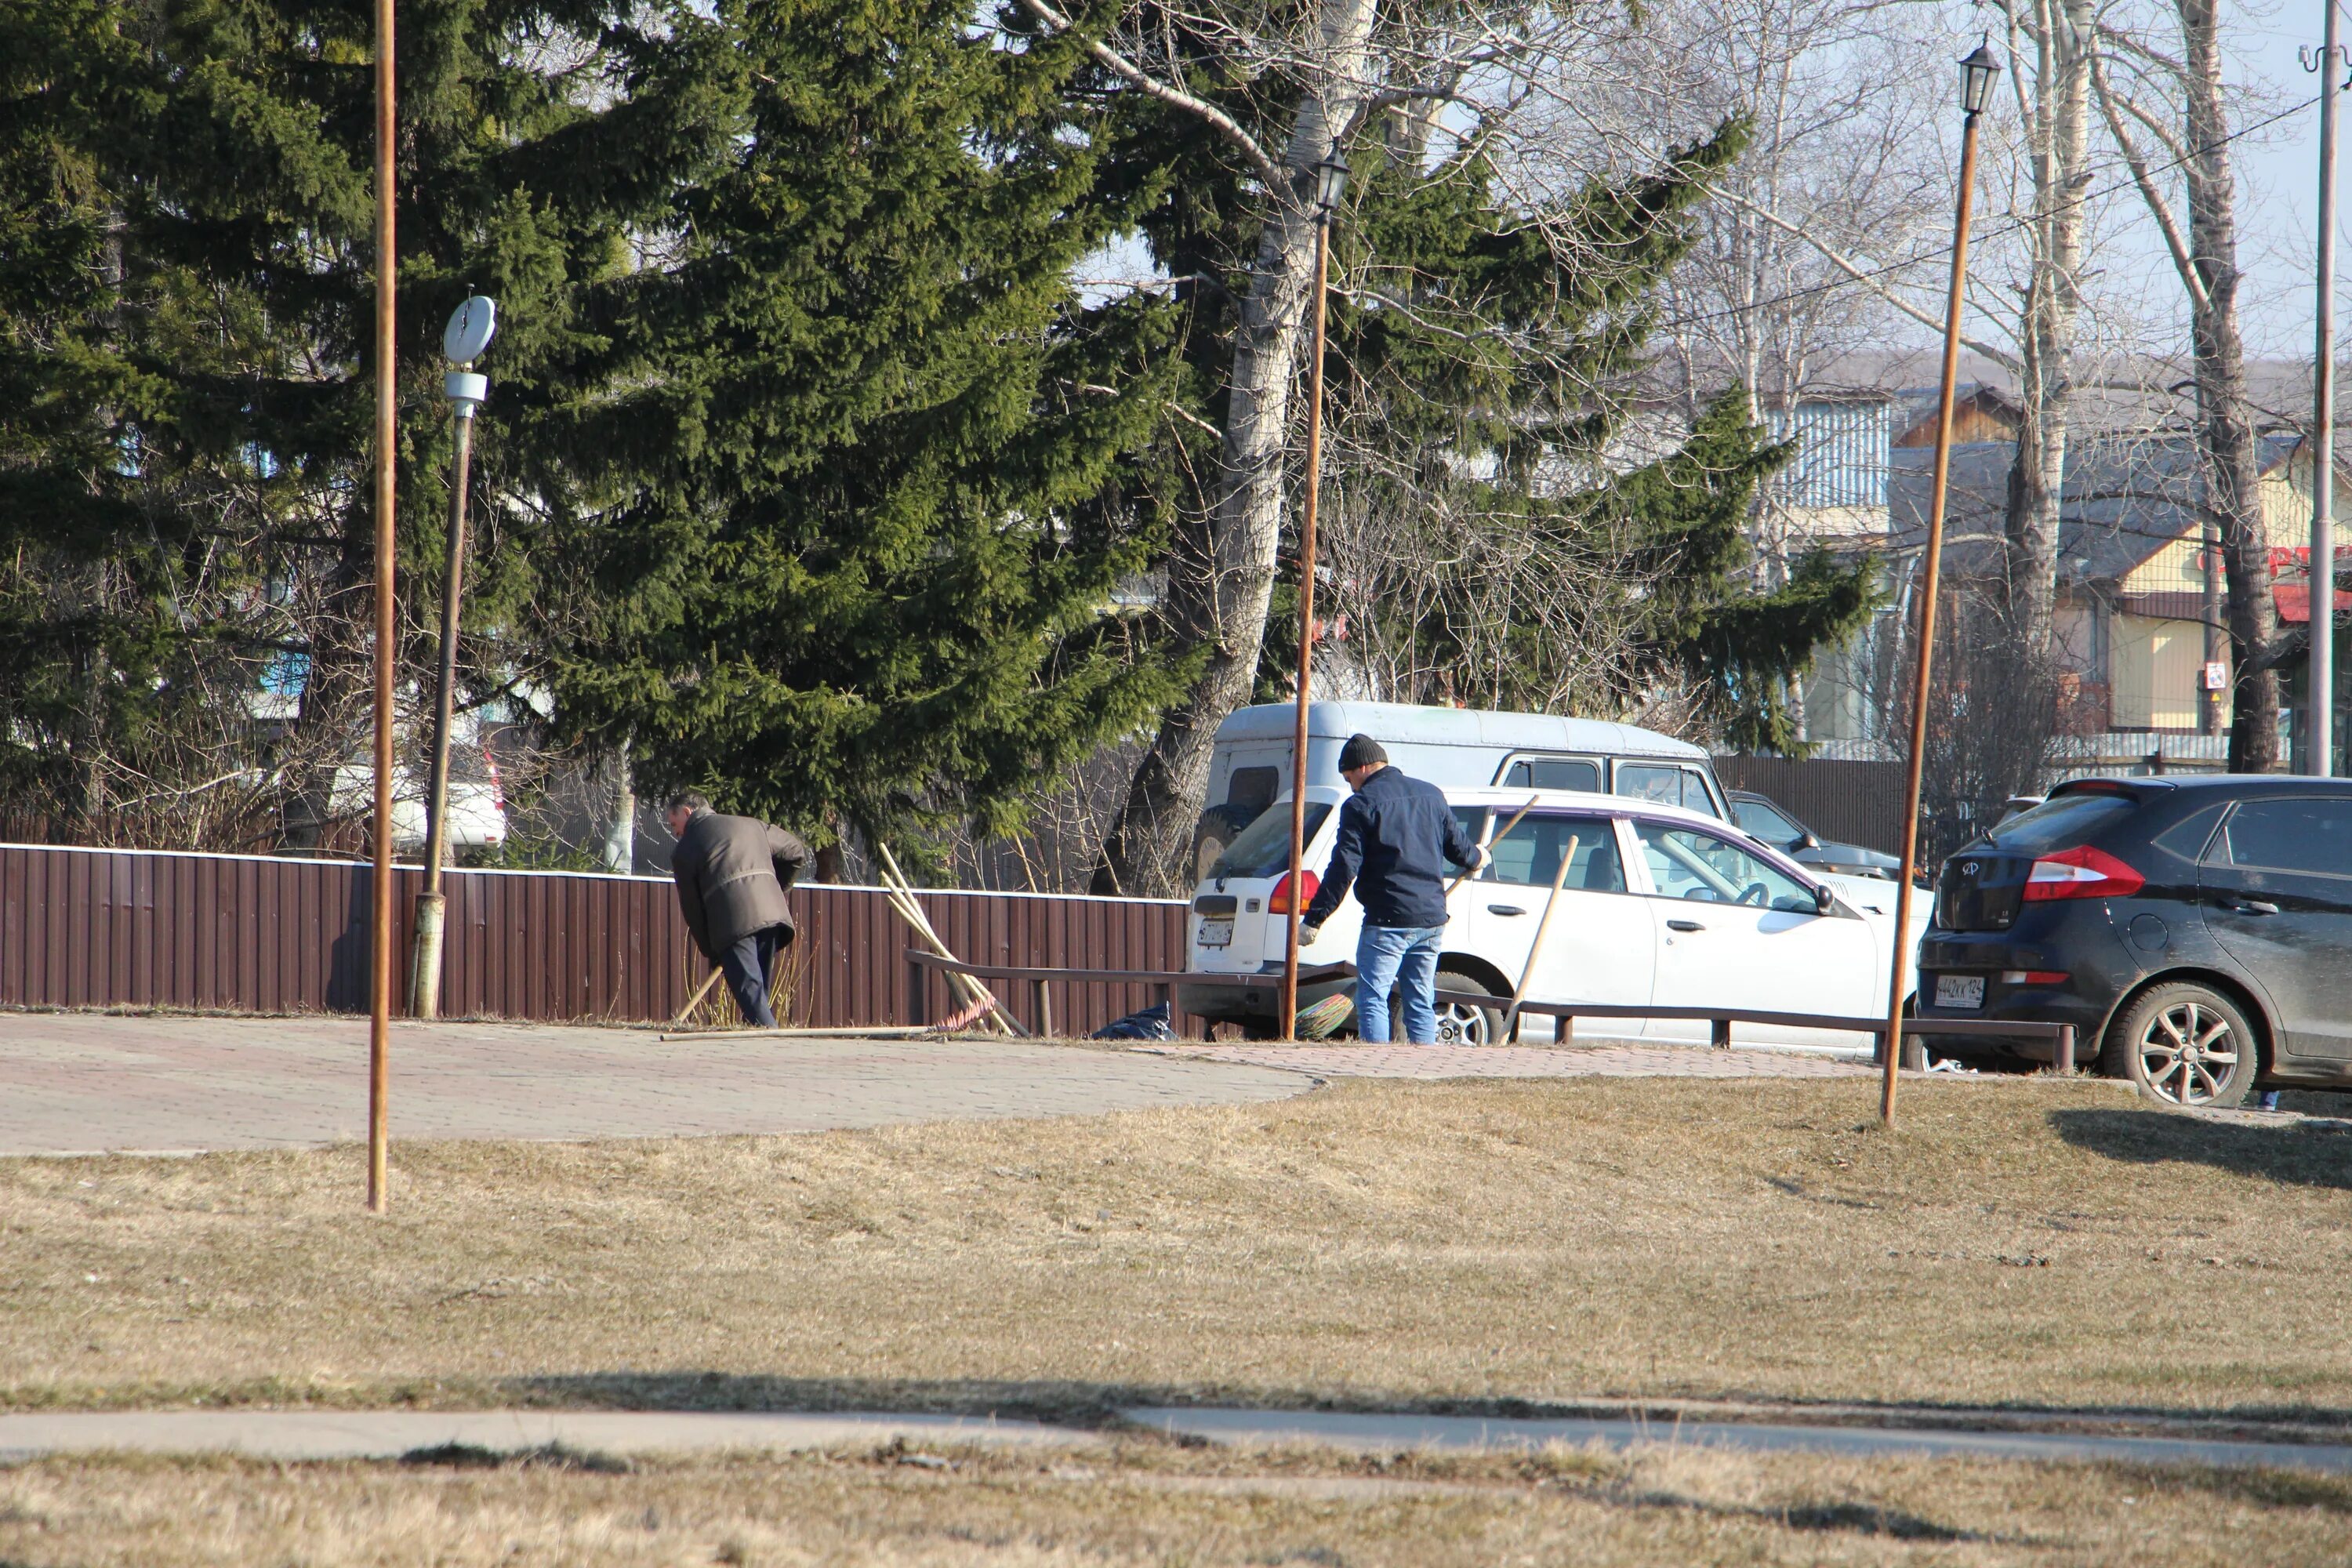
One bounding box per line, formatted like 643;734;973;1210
1982;792;2135;852
1209;802;1334;880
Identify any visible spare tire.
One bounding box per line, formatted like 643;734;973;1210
1191;804;1260;884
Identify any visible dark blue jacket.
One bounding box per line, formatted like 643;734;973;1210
1303;766;1481;930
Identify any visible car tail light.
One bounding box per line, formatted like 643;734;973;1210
2002;969;2070;985
1269;870;1319;913
2020;845;2144;902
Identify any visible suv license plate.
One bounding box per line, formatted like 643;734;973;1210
1935;974;1985;1010
1197;917;1233;948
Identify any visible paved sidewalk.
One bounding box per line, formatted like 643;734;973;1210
1130;1407;2352;1474
4;1406;2347;1474
0;1013;1311;1156
1155;1040;1874;1080
0;1410;1084;1464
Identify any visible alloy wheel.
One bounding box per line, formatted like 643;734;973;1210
2135;999;2243;1107
1432;998;1492;1047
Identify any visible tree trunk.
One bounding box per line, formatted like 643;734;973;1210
2002;0;2092;650
2177;0;2279;771
601;745;635;873
1093;0;1377;895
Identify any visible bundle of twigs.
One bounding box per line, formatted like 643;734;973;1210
876;843;1025;1037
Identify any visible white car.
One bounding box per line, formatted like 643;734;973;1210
1178;785;1926;1050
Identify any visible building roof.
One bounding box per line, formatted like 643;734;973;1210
1886;433;2302;585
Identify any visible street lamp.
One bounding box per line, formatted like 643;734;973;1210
1881;44;1999;1126
1959;40;1999;114
1279;140;1348;1040
408;294;497;1020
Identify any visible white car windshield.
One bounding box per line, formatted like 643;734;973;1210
1635;822;1817;913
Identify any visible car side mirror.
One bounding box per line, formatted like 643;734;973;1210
1813;885;1836;916
1798;831;1820;850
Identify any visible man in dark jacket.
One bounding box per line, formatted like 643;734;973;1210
666;793;812;1029
1301;735;1482;1043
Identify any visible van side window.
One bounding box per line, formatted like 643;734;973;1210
1501;756;1601;792
1226;767;1278;813
1614;764;1686;806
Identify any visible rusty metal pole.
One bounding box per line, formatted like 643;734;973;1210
368;0;397;1210
1279;212;1335;1043
1883;55;1994;1128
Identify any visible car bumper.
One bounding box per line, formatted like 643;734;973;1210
1915;924;2128;1061
1178;967;1354;1024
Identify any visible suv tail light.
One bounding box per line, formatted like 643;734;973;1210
1269;870;1319;913
2020;845;2144;902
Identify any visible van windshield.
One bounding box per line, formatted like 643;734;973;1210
1210;802;1335;880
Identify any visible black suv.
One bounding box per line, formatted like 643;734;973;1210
1917;775;2352;1108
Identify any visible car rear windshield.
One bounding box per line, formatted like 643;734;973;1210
1980;791;2136;852
1209;802;1334;880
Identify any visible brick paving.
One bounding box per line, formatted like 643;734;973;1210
0;1012;1311;1156
1153;1040;1875;1080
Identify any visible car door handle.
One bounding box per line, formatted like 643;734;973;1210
1487;904;1528;916
1667;918;1705;932
2224;899;2281;916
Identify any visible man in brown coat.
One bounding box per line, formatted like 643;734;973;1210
666;792;812;1029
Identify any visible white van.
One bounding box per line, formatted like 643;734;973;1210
1192;701;1728;880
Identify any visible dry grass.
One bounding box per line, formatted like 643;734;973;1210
6;1439;2352;1566
4;1076;2352;1421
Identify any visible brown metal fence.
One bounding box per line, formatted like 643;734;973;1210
0;843;1186;1033
1713;757;1907;856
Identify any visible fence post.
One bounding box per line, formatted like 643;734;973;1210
2054;1025;2075;1076
1034;976;1054;1040
1711;1018;1733;1049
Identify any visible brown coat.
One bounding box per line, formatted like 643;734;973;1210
671;809;812;960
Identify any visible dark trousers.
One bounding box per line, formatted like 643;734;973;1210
719;927;782;1029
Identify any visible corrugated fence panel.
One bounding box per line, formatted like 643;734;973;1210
1714;757;1907;857
0;844;1186;1031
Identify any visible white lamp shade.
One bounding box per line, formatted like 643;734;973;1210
443;296;498;365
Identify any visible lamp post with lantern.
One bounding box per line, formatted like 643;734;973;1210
1278;142;1351;1040
1881;42;2000;1125
409;294;497;1021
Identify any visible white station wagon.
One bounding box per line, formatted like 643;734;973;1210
1178;785;1924;1049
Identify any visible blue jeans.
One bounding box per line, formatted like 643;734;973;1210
1356;924;1446;1044
719;927;782;1029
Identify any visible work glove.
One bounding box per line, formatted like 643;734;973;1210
1300;923;1323;946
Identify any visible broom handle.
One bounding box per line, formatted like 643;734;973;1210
673;964;724;1025
1504;834;1579;1040
1446;797;1540;897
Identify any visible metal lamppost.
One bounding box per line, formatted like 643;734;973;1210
1881;41;2000;1127
409;295;497;1020
2308;21;2344;775
367;0;397;1214
1279;141;1350;1041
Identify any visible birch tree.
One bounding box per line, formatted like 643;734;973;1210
2093;0;2281;770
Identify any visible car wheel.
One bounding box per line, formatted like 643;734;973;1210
1427;963;1507;1047
2102;982;2260;1109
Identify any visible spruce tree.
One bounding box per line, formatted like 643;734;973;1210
0;0;734;844
543;0;1185;851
